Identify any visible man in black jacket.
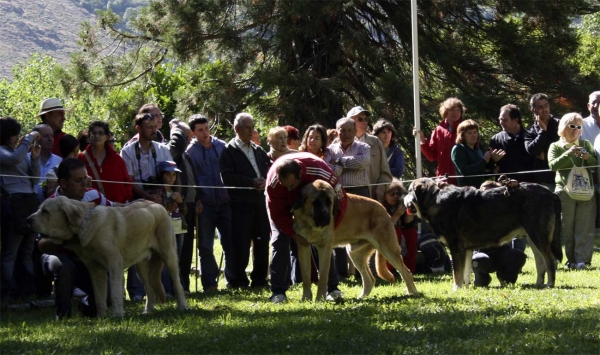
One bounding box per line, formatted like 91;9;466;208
525;93;560;190
489;104;534;182
219;113;272;288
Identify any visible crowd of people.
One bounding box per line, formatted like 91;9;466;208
1;90;598;317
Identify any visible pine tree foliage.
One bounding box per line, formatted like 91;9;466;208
64;0;600;177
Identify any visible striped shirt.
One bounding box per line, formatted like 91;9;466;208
324;140;371;188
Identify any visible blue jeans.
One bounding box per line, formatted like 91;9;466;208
197;203;233;290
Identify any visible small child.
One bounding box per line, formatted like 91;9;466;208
380;179;417;274
155;161;188;296
155;161;188;245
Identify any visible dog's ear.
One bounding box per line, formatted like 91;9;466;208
58;198;95;247
292;191;307;211
332;192;339;217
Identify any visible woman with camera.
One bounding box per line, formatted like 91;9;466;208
78;121;132;203
0;116;41;302
548;113;597;270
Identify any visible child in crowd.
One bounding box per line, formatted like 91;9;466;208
380;179;417;273
155;161;188;295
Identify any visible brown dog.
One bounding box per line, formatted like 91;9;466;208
292;180;418;301
28;196;188;317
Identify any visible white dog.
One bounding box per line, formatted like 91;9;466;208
28;196;188;317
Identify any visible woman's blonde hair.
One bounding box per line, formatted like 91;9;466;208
455;119;479;144
439;97;466;119
557;112;583;138
267;126;287;145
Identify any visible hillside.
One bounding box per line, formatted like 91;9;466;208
0;0;94;78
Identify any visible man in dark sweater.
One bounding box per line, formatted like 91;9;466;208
219;113;272;289
489;104;534;182
525;93;560;190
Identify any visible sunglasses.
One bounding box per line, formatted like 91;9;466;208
568;124;582;130
357;117;369;123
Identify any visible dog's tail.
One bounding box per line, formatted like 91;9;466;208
551;196;563;262
375;251;396;283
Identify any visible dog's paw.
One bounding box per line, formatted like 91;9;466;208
301;293;313;302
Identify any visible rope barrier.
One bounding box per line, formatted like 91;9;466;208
2;163;599;190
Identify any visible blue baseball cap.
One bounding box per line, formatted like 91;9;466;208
156;161;181;174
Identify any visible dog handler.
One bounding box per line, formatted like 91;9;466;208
37;158;114;319
265;152;347;303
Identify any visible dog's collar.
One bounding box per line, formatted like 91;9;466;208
79;206;95;230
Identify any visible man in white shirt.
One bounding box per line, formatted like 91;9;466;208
582;91;600;144
120;113;174;203
120;112;173;301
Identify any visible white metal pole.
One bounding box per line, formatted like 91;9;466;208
411;0;422;178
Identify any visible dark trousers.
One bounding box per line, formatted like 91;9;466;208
179;203;197;292
472;245;527;287
229;203;270;288
1;194;38;301
290;242;340;292
270;228;340;296
41;252;96;318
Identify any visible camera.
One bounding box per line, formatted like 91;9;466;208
142;176;159;191
580;148;587;154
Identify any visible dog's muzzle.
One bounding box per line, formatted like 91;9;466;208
403;194;418;216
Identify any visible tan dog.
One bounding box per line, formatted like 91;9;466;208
292;180;418;301
28;196;188;317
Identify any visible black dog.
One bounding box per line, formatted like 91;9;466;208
404;178;562;289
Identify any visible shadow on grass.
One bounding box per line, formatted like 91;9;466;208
5;294;598;355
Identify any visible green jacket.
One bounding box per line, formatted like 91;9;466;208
547;138;597;191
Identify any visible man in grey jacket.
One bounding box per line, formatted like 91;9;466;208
347;106;392;200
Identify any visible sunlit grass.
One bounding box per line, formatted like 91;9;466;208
1;235;599;354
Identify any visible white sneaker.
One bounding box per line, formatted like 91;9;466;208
271;294;287;304
326;290;342;301
576;262;587;270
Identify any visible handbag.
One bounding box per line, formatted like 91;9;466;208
565;157;594;201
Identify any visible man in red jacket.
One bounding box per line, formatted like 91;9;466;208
266;152;347;303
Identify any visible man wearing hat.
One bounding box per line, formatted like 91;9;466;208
346;106;392;200
38;98;69;156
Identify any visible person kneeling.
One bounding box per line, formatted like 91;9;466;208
472;239;526;287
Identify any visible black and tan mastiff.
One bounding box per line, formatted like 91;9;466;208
28;196;188;317
404;178;563;289
292;180;418;301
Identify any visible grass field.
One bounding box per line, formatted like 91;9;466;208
1;236;599;354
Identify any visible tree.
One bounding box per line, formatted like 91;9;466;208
66;0;600;177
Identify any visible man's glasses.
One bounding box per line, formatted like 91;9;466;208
568;124;582;130
90;131;107;136
357;117;369;123
140;113;156;120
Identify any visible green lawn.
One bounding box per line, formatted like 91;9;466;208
1;237;599;354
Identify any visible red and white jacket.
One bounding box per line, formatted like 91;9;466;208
266;152;347;236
